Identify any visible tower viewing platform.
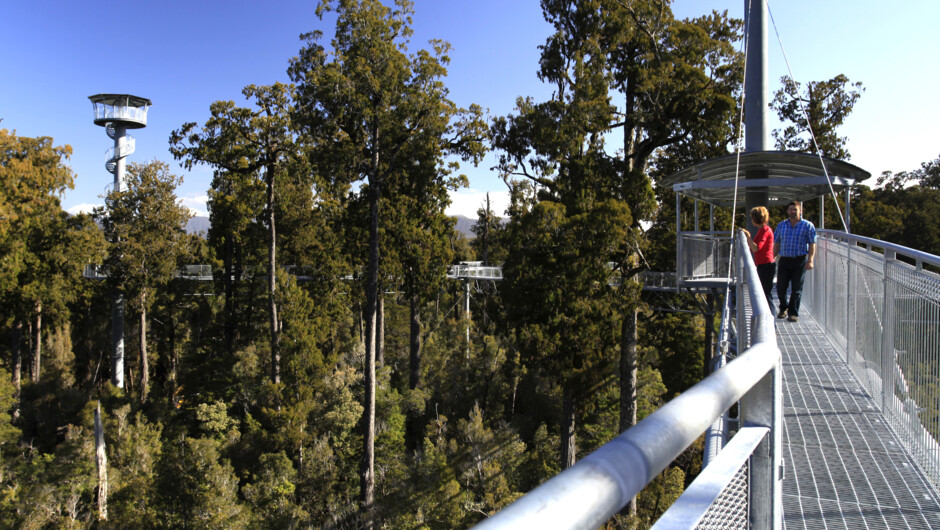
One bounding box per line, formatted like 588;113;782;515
89;93;152;128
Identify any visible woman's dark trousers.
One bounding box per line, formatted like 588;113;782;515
756;262;776;312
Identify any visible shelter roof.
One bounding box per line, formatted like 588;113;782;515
660;151;871;207
88;94;152;107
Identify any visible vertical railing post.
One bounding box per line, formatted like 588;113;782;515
845;188;851;233
676;194;682;285
881;249;897;413
816;236;826;333
742;355;783;530
846;240;857;365
819;195;825;230
736;241;746;350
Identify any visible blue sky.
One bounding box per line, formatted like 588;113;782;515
2;0;938;219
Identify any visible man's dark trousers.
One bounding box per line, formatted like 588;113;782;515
777;256;806;317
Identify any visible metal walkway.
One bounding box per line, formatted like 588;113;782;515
778;309;940;529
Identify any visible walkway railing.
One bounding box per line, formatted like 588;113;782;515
476;233;782;529
677;231;733;283
804;230;940;488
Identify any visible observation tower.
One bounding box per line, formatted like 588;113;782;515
89;93;151;389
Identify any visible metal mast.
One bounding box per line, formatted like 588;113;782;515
744;0;770;236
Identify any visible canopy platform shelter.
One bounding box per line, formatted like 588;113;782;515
664;150;870;208
658;150;872;292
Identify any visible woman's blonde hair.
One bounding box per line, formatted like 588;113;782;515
749;206;769;225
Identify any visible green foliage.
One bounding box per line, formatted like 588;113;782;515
0;368;20;447
99;161;193;308
0;129;75;294
158;436;248;529
455;404;525;517
471;197;508;264
242;451;307;528
854;155;940;258
0;131;98;394
401;416;467;528
504;200;629;389
11;425;97;528
195;401;236;440
642;310;705;395
107;409;164;527
771;74;864;160
516;423;560;491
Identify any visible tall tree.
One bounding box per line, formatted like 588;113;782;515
0;130;74;292
99;161;192;402
470;193;506;266
602;4;742;455
492;3;741;506
384;183;455;453
771;74;864;160
289;0;486;522
492;0;633;468
171;83;300;385
204;167;266;355
0;130;82;389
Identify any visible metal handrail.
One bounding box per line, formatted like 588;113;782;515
817;229;940;270
475;232;782;528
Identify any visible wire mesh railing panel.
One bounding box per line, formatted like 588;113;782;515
852;262;886;401
827;249;849;350
809;231;940;490
890;260;940;486
656;426;768;530
695;464;749;530
678;232;733;281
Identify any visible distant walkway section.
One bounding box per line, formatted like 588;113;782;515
778;310;940;529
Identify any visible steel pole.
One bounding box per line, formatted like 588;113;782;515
744;0;769;235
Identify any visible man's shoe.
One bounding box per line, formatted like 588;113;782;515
777;309;788;319
788;314;799;322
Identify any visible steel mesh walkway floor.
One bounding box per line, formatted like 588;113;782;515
778;311;940;529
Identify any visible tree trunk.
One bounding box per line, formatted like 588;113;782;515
406;291;422;452
169;312;178;385
224;235;235;354
483;193;490;266
234;243;244;346
266;166;281;385
356;302;364;345
561;385;577;469
112;296;125;389
31;300;42;383
376;293;385;368
620;308;639;515
11;320;22;421
81;305;94;387
94;403;108;521
361;173;380;529
139;293;149;403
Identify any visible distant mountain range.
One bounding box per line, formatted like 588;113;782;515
185;216;211;236
185;214;482;239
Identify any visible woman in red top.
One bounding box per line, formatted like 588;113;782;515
742;206;775;310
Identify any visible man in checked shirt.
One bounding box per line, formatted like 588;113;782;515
773;201;817;323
